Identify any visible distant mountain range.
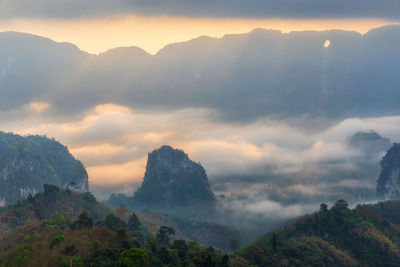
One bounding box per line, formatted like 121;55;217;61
2;25;400;121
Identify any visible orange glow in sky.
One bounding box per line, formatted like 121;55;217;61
0;15;397;54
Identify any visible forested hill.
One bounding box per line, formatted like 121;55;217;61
0;184;241;252
0;184;110;233
0;132;88;204
242;200;400;266
0;185;249;266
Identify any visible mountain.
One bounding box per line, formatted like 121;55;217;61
377;143;400;198
124;145;215;209
3;26;400;121
241;199;400;266
0;132;88;205
0;32;88;112
348;130;392;154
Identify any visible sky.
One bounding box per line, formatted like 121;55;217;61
1;0;400;221
0;1;399;54
0;16;393;54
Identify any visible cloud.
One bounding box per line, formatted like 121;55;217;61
2;102;397;198
1;1;400;20
1;101;396;232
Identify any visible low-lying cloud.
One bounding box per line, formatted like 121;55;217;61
2;102;398;204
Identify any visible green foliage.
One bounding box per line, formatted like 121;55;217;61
23;235;31;242
0;211;246;267
242;200;400;266
50;214;67;229
0;184;111;234
49;235;65;248
118;248;149;267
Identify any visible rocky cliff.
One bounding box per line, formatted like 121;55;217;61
377;143;400;198
0;132;88;205
133;145;215;208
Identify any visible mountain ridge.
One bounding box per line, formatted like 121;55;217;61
3;25;400;121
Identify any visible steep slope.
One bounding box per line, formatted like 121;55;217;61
133;145;215;208
0;132;88;204
377;143;400;198
242;200;400;266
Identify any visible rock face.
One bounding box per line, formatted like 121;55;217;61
348;130;391;154
133;146;215;208
0;132;88;205
377;143;400;198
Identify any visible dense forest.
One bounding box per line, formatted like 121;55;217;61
5;184;400;266
242;200;400;266
0;185;248;266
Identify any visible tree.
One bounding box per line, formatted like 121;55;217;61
127;212;141;232
62;243;79;256
171;240;188;258
230;240;239;253
334;199;348;210
103;214;126;230
156;226;175;246
271;233;278;252
221;254;229;267
49;235;64;248
118;248;149;267
320;203;328;213
73;210;93;229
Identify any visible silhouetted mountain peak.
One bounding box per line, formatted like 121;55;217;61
133;145;215;208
